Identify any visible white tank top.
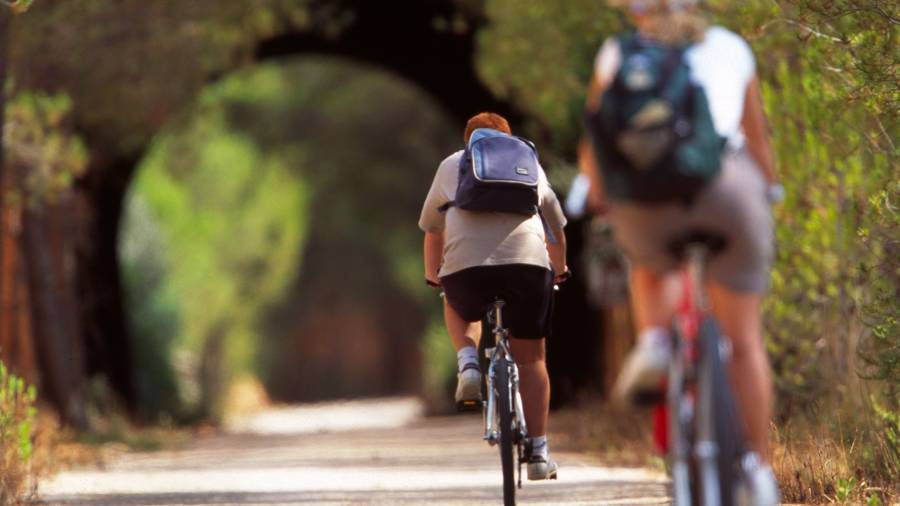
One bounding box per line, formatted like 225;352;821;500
594;26;756;148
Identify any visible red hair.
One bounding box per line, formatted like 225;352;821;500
464;112;511;143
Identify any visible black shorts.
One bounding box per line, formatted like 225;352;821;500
440;264;554;340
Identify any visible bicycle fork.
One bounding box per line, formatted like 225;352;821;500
483;346;528;446
669;333;692;506
484;353;498;445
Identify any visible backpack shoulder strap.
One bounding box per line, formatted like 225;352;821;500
538;207;557;245
436;148;468;213
655;44;689;97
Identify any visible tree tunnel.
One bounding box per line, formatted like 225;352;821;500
6;0;608;422
85;0;521;412
120;57;463;419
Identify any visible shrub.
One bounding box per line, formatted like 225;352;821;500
0;361;37;505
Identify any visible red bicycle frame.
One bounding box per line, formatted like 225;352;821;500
653;267;702;454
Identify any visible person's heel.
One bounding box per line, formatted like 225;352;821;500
454;364;482;408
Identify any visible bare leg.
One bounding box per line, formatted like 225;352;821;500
707;282;773;462
611;265;683;402
443;299;481;351
629;265;682;334
509;337;549;436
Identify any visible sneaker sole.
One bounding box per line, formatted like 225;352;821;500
527;465;558;481
455;399;483;412
454;376;482;406
612;366;666;408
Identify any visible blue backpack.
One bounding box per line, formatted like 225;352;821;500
439;128;540;216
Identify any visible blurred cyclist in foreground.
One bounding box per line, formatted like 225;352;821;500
579;1;782;503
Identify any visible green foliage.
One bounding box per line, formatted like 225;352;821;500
121;64;310;420
737;0;898;485
477;0;625;149
869;396;900;479
4;0;34;14
121;58;457;415
835;476;857;502
3;91;87;208
421;316;457;412
0;361;37;505
478;0;898;492
119;195;182;421
9;0;312;154
247;59;456;401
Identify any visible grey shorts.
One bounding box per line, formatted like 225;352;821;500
607;148;774;293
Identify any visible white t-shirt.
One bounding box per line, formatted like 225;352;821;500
594;26;756;148
418;151;567;277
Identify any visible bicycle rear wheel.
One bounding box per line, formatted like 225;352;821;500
495;355;516;506
698;317;742;506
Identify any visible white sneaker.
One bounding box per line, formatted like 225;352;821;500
739;453;780;506
454;364;482;404
527;454;559;480
611;336;671;406
524;440;558;480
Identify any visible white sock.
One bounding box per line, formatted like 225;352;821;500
457;346;479;372
528;435;549;459
638;327;670;349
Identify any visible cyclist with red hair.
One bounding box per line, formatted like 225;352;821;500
420;112;568;480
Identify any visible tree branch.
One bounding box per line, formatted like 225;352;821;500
759;17;845;43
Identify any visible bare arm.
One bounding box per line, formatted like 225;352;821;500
423;231;444;284
579;74;609;214
547;227;568;281
741;76;778;184
578;137;607;214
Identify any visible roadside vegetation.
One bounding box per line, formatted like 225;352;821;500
477;1;898;502
0;361;36;505
0;1;896;503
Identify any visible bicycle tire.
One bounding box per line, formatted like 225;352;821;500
698;318;742;506
495;355;516;506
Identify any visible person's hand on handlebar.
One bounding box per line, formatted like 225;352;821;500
554;266;572;285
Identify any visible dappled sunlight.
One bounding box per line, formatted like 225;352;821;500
224;397;424;435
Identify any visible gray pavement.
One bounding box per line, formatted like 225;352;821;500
39;397;670;505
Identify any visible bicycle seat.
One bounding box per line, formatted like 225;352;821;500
665;229;727;261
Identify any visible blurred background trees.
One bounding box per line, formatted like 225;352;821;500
0;0;897;498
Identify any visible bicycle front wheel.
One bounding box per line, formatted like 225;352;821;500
495;355;516;506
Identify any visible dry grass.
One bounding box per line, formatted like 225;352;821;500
772;420;899;505
550;398;899;505
549;398;663;470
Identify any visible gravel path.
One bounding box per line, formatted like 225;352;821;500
39;397;670;505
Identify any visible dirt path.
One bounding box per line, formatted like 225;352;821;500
39;397;669;505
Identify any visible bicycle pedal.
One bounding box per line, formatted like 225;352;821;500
631;390;665;406
456;399;483;412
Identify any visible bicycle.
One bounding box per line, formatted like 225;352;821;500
647;232;751;506
445;277;566;506
479;297;530;506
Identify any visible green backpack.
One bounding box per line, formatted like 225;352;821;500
585;33;725;203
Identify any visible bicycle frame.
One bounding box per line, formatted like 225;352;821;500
482;300;528;478
668;244;724;506
483;301;528;443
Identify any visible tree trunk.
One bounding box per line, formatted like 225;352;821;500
0;10;10;297
0;185;38;383
21;188;87;428
18;150;87;428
